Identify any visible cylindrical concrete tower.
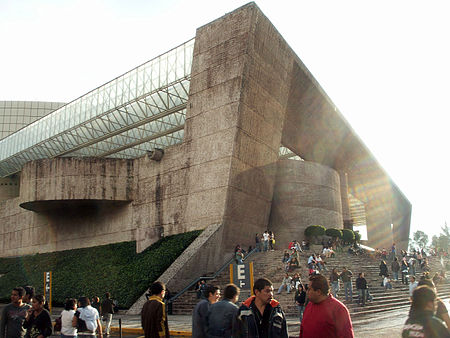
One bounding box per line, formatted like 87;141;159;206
269;159;343;246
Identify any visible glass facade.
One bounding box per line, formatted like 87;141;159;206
0;39;195;177
279;145;303;161
0;101;65;140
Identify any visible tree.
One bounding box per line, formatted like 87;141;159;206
342;229;355;244
325;228;343;239
411;230;429;250
304;225;326;244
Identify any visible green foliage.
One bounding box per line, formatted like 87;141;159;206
325;228;343;239
342;229;355;243
0;230;201;308
304;225;326;238
354;231;362;242
411;230;429;249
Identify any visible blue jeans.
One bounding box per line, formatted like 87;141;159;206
263;240;268;251
331;281;339;298
393;271;399;280
277;283;291;293
298;305;305;322
344;281;353;301
358;289;367;305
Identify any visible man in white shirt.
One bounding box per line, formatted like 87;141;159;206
263;231;269;252
409;276;418;298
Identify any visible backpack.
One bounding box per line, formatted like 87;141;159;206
75;311;88;332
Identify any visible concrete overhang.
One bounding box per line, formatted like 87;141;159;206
20;199;130;213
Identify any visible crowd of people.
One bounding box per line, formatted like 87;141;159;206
255;231;276;252
0;285;117;337
3;238;449;338
139;274;354;338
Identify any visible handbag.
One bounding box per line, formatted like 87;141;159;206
54;317;62;332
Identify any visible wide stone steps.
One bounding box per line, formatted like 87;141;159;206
171;248;450;319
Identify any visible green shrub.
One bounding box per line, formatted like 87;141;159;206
354;231;362;242
0;230;201;308
304;225;326;244
325;228;343;239
304;225;326;237
342;229;355;243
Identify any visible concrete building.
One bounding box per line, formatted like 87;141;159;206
0;3;410;287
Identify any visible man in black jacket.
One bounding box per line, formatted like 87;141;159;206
236;278;288;337
101;292;115;336
402;285;450;337
355;273;368;307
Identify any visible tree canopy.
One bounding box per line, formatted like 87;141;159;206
325;228;343;239
411;230;429;250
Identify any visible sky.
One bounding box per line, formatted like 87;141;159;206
0;0;448;241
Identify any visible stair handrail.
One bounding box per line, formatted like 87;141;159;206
168;247;258;304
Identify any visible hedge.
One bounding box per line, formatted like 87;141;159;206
304;225;326;237
325;228;343;239
342;229;355;243
0;230;201;308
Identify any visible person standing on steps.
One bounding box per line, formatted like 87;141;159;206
269;231;275;251
356;272;368;307
340;267;353;303
294;283;307;324
300;274;354;338
391;257;400;281
263;231;269;252
236;278;288;338
409;276;418;298
401;258;409;285
192;285;220;338
329;268;340;298
255;234;261;252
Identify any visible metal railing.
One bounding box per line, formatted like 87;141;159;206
168;247;258;304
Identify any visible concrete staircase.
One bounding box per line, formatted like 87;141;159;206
171;249;450;319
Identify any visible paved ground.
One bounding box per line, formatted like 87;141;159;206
89;308;410;337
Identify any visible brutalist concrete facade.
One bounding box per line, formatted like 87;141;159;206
0;3;411;282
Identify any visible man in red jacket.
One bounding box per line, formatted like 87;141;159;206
300;274;354;338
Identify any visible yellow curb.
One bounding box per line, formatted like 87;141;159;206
110;326;191;336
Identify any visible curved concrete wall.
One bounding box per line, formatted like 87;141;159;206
269;159;343;246
19;158;133;211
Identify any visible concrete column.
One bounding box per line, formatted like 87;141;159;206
183;3;293;256
270;160;343;246
392;207;411;252
365;200;394;250
339;172;352;229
